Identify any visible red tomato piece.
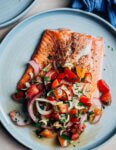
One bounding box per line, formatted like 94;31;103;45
47;96;55;101
70;117;79;123
58;136;68;147
64;67;79;82
26;85;39;99
69;109;77;115
52;112;60;120
80;96;91;106
97;80;110;94
44;114;52;119
57;73;65;80
37;84;43;92
12;91;24;102
45;70;57;80
58;104;68;113
100;92;112;105
71;133;79;140
53;88;67;101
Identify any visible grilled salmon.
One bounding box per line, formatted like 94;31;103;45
17;29;104;100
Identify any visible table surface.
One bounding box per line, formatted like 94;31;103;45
0;0;116;150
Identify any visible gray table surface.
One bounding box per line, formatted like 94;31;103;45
0;0;116;150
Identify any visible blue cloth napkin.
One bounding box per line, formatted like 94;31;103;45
71;0;116;27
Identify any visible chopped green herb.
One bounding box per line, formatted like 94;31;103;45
60;114;68;123
43;67;48;72
40;95;46;98
33;122;41;128
73;145;76;147
61;126;66;130
61;134;70;141
54;106;60;112
78;102;84;106
107;45;110;48
47;120;51;125
44;76;50;83
47;90;54;96
78;90;83;94
88;111;94;115
48;55;52;60
87;111;94;120
78;112;82;118
81;77;85;81
72;97;77;101
34;130;42;138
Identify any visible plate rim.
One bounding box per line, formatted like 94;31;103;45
0;8;116;150
0;0;37;28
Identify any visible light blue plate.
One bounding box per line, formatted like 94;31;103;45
0;8;116;150
0;0;36;28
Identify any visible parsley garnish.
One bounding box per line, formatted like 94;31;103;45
81;77;85;81
87;111;94;120
33;122;41;128
61;126;65;130
44;76;50;83
34;130;42;138
60;114;67;123
43;67;48;72
78;90;83;94
78;102;84;106
47;90;54;96
54;106;60;112
61;134;70;141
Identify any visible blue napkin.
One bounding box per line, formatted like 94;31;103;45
71;0;116;27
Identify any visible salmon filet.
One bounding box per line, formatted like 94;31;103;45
17;29;104;99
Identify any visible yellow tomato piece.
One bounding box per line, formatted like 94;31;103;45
76;66;87;79
40;129;56;138
94;108;102;116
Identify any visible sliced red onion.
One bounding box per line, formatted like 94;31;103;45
91;97;102;110
66;121;73;127
68;101;73;110
91;115;101;124
79;114;87;131
61;85;72;100
28;93;42;122
45;70;56;79
36;101;52;115
9;110;31;126
29;72;34;79
29;60;40;76
90;97;102;124
35;98;57;105
60;80;72;86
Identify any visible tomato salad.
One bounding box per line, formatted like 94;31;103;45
9;66;112;147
